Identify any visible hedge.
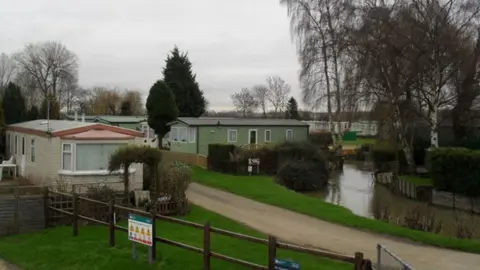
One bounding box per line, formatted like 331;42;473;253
207;142;329;176
428;147;480;197
308;131;333;147
371;136;430;172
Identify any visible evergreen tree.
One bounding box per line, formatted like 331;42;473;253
26;105;39;120
162;46;207;117
2;82;26;125
146;80;178;147
286;97;300;120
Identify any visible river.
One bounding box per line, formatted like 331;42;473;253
305;161;480;238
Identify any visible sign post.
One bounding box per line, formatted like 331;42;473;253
128;214;154;264
248;158;260;175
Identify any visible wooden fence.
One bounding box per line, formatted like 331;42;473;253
46;189;373;270
161;150;207;168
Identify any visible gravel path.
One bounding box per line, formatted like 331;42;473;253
187;183;480;270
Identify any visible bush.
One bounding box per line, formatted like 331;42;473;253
276;141;328;166
428;148;480;197
355;143;373;161
308;131;333;147
371;136;430;172
237;146;278;175
158;161;192;201
276;159;329;192
207;144;238;173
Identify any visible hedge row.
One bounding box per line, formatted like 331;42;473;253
370;137;430;172
207;142;330;191
428;148;480;197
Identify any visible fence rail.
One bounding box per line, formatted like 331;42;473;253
46;189;372;270
376;244;414;270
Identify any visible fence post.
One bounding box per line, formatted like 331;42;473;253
354;252;364;270
377;244;381;270
72;193;78;237
268;236;277;270
43;188;49;228
108;200;115;247
150;208;157;261
203;222;211;270
13;187;20;234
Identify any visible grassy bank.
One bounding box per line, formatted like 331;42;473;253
191;167;480;254
399;175;433;186
0;205;350;270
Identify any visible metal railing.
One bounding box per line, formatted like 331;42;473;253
377;244;414;270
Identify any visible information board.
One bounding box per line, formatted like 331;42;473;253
128;214;153;246
274;258;301;270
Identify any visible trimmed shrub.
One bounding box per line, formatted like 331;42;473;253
207;144;238;173
158;161;192;199
237;146;278;175
428;147;480;197
276;159;329;191
309;131;334;147
371;136;429;172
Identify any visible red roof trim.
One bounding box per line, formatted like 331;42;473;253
53;124;143;137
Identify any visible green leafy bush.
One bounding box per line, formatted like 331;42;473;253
207;144;238;173
428;148;480;197
158;161;192;201
371;136;429;172
276;159;329;191
308;131;333;147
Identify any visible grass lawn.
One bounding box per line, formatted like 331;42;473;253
191;167;480;254
342;138;376;146
0;205;351;270
399;175;433;186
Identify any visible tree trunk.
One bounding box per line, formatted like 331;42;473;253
123;164;130;206
430;107;439;147
321;35;334;136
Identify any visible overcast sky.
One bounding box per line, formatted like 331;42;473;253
0;0;302;111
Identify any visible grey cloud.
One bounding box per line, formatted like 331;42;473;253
0;0;301;110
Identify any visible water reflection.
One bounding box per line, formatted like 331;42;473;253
305;161;480;238
305;162;374;217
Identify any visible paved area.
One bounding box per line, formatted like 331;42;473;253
0;259;20;270
187;183;480;270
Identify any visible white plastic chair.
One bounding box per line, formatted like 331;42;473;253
0;156;15;181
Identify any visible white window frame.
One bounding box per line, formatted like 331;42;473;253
264;129;271;143
188;127;196;143
21;137;25;155
59;142;134;176
6;133;9;156
61;143;73;171
30;138;35;163
170;127;179;142
286;129;294;141
14;135;18;155
170;127;188;143
178;127;188;142
248;129;258;144
227;129;237;143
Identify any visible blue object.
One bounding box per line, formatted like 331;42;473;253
274;258;301;270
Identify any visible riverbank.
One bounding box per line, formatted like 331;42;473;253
191;167;480;253
0;205;350;270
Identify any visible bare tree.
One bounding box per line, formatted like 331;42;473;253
0;53;17;93
122;90;144;115
266;76;291;115
231;88;259;118
88;87;122;115
252;84;269;118
14;41;78;101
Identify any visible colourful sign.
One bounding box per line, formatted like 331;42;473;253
274;258;301;270
128;214;153;246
